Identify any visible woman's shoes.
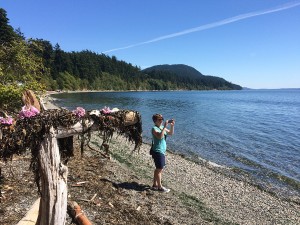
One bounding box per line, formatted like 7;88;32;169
151;185;158;190
152;185;170;192
157;186;170;193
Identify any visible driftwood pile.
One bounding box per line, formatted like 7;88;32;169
1;107;142;224
0;107;142;165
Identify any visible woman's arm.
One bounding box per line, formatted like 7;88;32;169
152;127;167;139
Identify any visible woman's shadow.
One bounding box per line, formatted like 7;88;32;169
101;178;151;192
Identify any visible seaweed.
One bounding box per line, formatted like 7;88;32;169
0;108;143;191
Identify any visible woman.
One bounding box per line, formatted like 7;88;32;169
151;114;175;192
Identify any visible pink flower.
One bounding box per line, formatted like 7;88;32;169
0;116;13;125
19;106;40;119
100;106;112;114
72;107;86;118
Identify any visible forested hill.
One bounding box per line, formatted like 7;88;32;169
143;64;242;90
1;7;242;112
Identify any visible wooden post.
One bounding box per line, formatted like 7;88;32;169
36;127;68;225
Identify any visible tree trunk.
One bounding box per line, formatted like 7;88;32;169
36;127;68;225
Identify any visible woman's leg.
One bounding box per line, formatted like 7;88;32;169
153;168;163;187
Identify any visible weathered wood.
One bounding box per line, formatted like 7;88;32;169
55;121;95;139
16;198;40;225
67;201;92;225
36;127;68;225
34;122;98;225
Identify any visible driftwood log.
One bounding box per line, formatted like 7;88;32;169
36;120;97;224
36;127;69;224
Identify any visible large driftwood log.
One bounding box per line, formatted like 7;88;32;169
36;127;68;225
35;121;95;225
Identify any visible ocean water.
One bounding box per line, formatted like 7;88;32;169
52;89;300;198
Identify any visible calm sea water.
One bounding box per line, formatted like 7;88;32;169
53;89;300;198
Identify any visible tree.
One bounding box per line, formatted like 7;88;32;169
0;8;17;45
0;39;47;112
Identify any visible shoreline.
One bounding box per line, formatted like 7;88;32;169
41;94;300;224
103;135;300;224
44;94;300;202
47;90;300;201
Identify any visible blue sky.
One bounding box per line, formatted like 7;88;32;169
1;0;300;89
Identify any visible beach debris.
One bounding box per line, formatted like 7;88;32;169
67;201;92;225
1;97;143;224
77;181;88;185
111;107;119;112
90;193;97;202
0;108;142;160
16;198;40;225
124;111;138;126
72;181;88;187
90;110;100;116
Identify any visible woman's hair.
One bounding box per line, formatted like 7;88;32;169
152;114;164;122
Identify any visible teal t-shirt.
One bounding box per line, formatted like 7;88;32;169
152;125;167;154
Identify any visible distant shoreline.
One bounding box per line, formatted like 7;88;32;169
46;89;242;96
47;88;300;97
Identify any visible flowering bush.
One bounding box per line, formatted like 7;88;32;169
0;116;13;125
72;107;86;118
19;106;40;119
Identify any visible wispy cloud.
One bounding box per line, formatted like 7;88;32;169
102;1;300;54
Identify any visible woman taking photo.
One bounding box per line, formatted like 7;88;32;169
151;114;175;192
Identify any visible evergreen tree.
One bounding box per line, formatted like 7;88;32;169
0;8;17;45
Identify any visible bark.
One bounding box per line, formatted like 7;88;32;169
35;122;95;225
36;127;68;225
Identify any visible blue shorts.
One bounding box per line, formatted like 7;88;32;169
152;152;166;169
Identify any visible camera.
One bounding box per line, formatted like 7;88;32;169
168;119;174;123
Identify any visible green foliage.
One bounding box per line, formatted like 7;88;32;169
96;72;127;90
0;84;23;112
0;8;18;45
143;64;242;90
0;30;47;112
57;72;80;91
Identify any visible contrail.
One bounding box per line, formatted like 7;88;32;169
102;1;300;53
